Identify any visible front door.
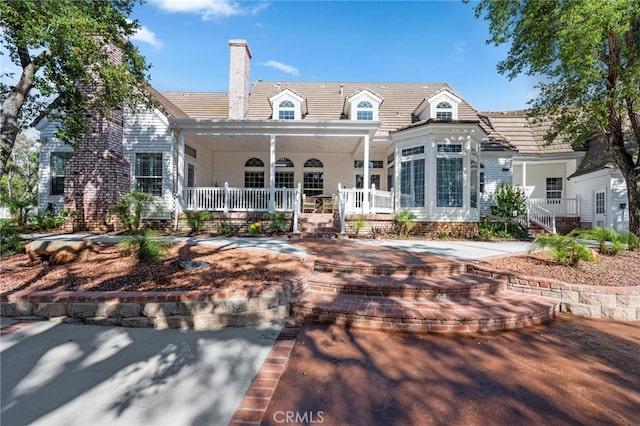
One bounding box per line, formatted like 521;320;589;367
594;189;606;227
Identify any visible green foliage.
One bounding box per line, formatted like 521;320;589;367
0;195;32;227
31;212;64;231
532;234;595;267
491;184;528;232
0;0;153;177
0;219;24;256
107;190;153;232
393;210;416;237
0;134;39;208
248;222;263;234
119;229;171;263
185;211;209;234
351;216;366;236
267;212;289;233
216;221;234;236
473;0;640;238
478;215;530;240
570;226;638;255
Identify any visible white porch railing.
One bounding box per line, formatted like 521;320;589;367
183;183;299;212
338;184;395;214
526;197;579;234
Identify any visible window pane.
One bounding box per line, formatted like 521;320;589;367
595;192;605;214
245;158;264;167
279;110;295;120
400;158;424;207
356;110;373;120
437;144;462;153
303;172;324;196
401;146;424;157
357;101;372;108
304;158;324;168
276;158;294;168
50;152;71;196
275;171;294;188
354;160;383;168
244;171;264;188
437;157;463;207
279;100;294;108
135;153;163;195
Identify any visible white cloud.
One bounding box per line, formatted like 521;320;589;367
261;60;300;77
130;25;163;49
150;0;269;20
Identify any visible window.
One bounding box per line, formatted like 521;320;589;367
50;152;72;196
303;158;324;195
245;158;264;167
354;160;383;168
275;157;294;168
400;159;425;207
135;153;163;195
356;174;381;189
187;163;196;187
479;172;485;193
278;100;295;120
275;157;294;188
436;102;453;120
356;100;373;120
185;144;197;158
546;177;563;202
595;191;606;215
401;146;424;156
244;158;264;188
436;144;463;207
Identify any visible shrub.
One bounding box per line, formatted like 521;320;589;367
248;221;263;234
107;190;153;232
491;184;528;234
393;210;415;237
119;229;171;263
267;212;289;233
570;226;639;255
0;219;24;256
351;216;366;236
185;211;209;234
31;212;64;231
217;221;234;236
532;234;595;267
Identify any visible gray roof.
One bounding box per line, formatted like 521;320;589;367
161;92;228;119
570;134;637;178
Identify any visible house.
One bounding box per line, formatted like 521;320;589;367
34;39;628;235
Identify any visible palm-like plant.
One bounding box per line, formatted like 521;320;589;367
532;234;595;267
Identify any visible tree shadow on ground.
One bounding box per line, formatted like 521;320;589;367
263;315;640;425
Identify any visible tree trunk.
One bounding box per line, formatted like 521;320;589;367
0;49;36;178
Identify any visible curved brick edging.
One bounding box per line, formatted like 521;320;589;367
467;263;640;321
0;259;315;330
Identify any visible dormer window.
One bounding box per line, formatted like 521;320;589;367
356;101;374;120
278;100;295;120
436;102;453;120
345;90;382;121
270;89;306;120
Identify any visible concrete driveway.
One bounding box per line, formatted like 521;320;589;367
1;317;281;426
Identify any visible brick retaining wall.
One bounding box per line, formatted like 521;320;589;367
467;264;640;321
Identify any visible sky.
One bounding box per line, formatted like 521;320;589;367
128;0;540;112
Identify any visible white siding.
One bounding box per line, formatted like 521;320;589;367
123;108;174;218
568;169;629;229
610;171;629;231
479;153;513;216
37;120;74;213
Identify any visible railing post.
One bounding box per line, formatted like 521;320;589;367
338;183;346;234
292;183;300;233
552;210;557;234
390;187;395;213
223;182;229;213
370;183;376;214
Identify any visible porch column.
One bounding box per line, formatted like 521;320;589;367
522;161;527;189
362;134;370;213
269;134;276;212
174;131;186;230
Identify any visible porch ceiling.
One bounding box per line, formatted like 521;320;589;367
184;134;390;154
172;118;389;155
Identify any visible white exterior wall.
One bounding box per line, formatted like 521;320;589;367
123;108;174;218
513;162;573;199
37;120;74;213
209;151;386;193
479;153;514;216
569;169;629;231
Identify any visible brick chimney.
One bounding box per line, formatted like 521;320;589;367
228;39;252;119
